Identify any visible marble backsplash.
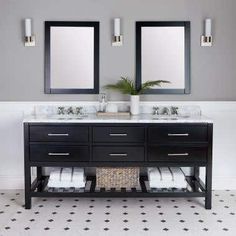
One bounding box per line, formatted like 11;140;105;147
34;103;202;117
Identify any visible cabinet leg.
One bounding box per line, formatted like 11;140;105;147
25;196;32;209
205;165;212;210
193;166;200;191
205;123;213;210
37;167;43;191
24;165;32;209
205;193;212;210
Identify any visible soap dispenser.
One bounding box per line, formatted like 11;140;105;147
99;93;107;112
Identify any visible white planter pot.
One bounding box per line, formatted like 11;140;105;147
130;95;140;115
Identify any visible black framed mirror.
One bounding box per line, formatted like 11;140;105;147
136;21;190;94
45;21;99;94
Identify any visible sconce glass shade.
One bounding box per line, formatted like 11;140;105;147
24;18;35;47
201;18;212;47
205;18;212;37
112;18;123;46
114;18;120;36
25;18;32;37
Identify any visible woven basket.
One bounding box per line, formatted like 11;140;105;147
96;167;140;188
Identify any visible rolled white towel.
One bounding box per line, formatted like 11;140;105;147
148;167;165;188
150;178;186;189
60;168;72;182
48;180;85;188
159;167;172;181
73;167;84;176
150;182;186;189
173;181;187;189
48;180;62;188
148;167;161;182
170;167;187;188
149;180;170;188
148;167;158;174
49;168;62;181
170;167;185;182
149;167;187;189
72;168;85;182
73;175;85;184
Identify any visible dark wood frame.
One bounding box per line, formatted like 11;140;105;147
136;21;191;94
45;21;100;94
24;122;212;210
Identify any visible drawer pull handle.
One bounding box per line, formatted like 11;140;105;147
48;133;69;136
109;153;128;157
168;153;189;157
168;133;189;137
48;153;70;156
109;133;127;137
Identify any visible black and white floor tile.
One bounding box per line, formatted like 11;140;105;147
0;190;236;236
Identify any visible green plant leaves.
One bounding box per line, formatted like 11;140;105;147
139;80;170;94
104;77;170;95
104;77;137;95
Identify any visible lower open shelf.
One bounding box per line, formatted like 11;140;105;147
30;176;206;198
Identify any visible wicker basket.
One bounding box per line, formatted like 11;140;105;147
96;167;140;188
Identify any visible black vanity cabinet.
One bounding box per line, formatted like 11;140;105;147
24;122;213;209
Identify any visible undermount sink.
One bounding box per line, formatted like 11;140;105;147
152;115;190;120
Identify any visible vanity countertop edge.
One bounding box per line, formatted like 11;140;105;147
23;114;213;124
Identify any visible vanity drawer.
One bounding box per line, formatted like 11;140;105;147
29;125;89;142
93;146;144;162
30;144;90;162
148;146;207;162
148;125;208;143
93;127;145;143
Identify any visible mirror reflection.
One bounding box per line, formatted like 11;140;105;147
136;22;190;94
45;21;99;94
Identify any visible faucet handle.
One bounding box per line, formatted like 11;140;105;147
152;106;160;115
162;107;170;115
57;106;65;115
171;106;179;115
75;106;83;116
67;106;74;115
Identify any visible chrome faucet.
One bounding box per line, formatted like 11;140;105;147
152;106;179;116
67;107;74;115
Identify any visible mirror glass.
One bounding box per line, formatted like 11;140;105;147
136;22;190;94
45;22;99;94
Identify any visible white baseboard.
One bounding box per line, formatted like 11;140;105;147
212;176;236;190
0;176;24;190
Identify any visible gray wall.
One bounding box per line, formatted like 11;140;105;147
0;0;235;101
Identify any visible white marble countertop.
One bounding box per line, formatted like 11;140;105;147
23;113;213;123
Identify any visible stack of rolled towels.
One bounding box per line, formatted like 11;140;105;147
48;167;85;188
148;167;187;189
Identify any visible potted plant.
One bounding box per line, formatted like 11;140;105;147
104;77;170;115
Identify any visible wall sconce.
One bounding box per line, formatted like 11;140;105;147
24;18;35;47
201;18;213;47
112;18;123;46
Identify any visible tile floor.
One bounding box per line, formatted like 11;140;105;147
0;190;235;236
